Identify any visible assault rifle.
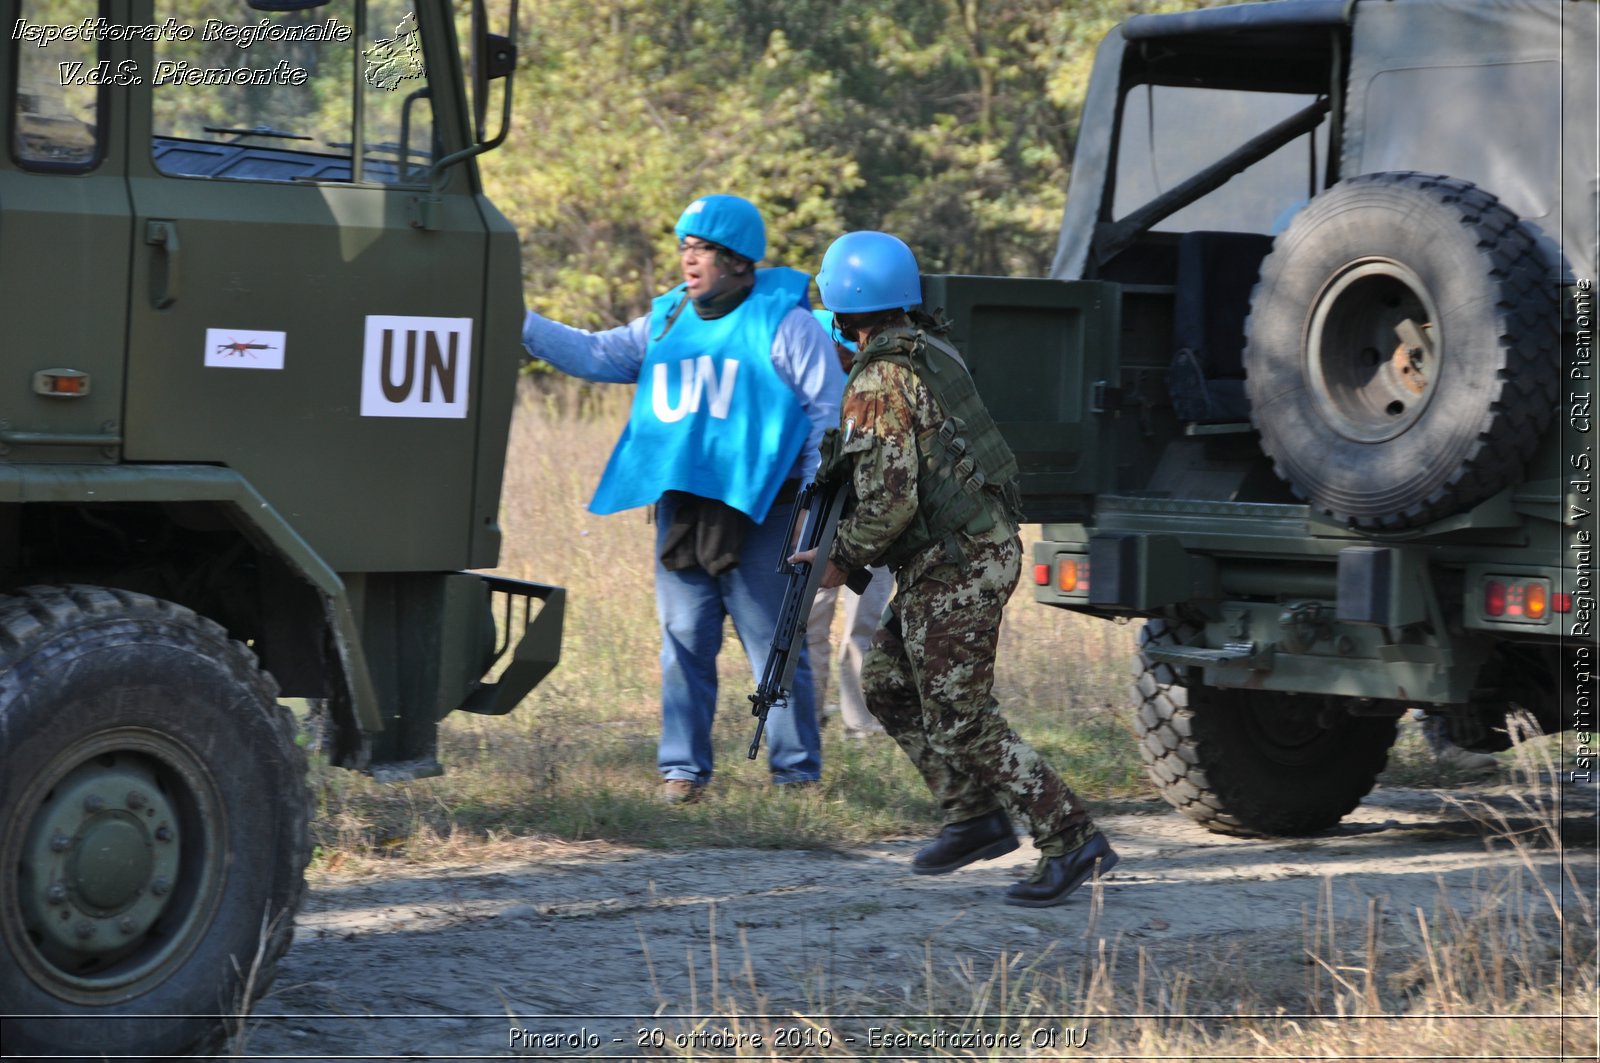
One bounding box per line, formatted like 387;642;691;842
748;475;871;759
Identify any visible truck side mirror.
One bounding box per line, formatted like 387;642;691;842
471;0;519;144
428;0;518;189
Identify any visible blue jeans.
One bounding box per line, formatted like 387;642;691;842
654;492;821;784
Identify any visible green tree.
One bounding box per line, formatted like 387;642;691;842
480;0;1212;328
484;0;854;328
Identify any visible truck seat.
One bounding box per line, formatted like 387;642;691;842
1167;230;1274;423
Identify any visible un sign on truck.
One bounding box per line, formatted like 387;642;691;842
361;315;474;418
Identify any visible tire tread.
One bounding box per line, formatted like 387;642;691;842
0;585;309;1059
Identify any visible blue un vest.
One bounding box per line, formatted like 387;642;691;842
589;267;812;521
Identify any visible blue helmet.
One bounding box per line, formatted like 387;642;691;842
811;308;859;352
675;194;766;263
817;231;921;313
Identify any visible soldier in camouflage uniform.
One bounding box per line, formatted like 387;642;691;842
797;231;1119;907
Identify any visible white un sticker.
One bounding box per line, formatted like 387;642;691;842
205;328;286;370
360;315;473;419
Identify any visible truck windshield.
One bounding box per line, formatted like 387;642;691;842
150;0;434;184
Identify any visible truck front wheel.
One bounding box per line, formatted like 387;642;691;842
0;586;309;1060
1134;618;1398;835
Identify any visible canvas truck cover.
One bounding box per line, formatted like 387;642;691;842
1051;0;1599;283
1341;0;1598;284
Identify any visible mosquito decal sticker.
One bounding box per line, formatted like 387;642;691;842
216;339;273;357
205;328;286;370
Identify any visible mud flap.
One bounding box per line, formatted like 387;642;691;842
460;576;565;716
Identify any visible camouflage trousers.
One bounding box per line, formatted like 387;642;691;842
861;533;1096;853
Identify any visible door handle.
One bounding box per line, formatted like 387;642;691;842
145;219;181;308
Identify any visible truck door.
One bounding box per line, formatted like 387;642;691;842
0;0;132;468
919;275;1120;523
123;0;487;572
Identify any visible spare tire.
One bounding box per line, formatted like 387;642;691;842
1244;172;1558;530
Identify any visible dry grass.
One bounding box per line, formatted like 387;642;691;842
303;375;1523;861
493;374;1138;732
304;378;1523;860
525;743;1593;1061
298;379;1592;1059
307;376;1145;859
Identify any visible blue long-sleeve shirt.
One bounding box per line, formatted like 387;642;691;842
522;305;843;484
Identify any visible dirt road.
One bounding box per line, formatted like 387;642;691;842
243;777;1593;1061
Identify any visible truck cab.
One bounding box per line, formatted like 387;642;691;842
0;3;561;1056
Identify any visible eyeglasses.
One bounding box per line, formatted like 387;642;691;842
677;239;722;261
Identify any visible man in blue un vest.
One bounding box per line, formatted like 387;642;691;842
522;194;843;802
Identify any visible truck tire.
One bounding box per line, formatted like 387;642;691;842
1449;643;1559;752
1244;172;1558;530
0;586;310;1060
1134;618;1398;835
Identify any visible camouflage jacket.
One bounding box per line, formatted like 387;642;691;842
828;355;1015;587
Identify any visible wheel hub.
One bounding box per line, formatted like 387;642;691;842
20;759;183;974
1306;259;1443;444
1243;695;1338;767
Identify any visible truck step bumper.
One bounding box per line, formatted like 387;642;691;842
461;576;566;716
1144;639;1274;670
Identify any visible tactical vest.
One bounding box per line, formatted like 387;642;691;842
832;322;1022;573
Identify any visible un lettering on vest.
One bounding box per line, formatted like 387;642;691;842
652;356;739;423
360;315;473;418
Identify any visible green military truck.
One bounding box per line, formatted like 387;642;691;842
926;0;1597;836
0;1;562;1057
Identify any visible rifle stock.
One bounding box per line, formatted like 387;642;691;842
747;478;870;759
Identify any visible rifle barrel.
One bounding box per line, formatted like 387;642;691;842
745;476;852;759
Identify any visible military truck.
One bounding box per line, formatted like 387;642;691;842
0;1;562;1057
925;0;1597;835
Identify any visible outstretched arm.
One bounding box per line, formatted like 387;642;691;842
521;311;651;384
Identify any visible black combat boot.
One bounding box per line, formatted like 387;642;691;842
1003;832;1118;907
911;809;1019;875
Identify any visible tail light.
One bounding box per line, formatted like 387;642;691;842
1058;557;1089;594
1481;576;1553;624
1525;582;1548;621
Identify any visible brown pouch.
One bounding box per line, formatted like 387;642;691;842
658;492;747;576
